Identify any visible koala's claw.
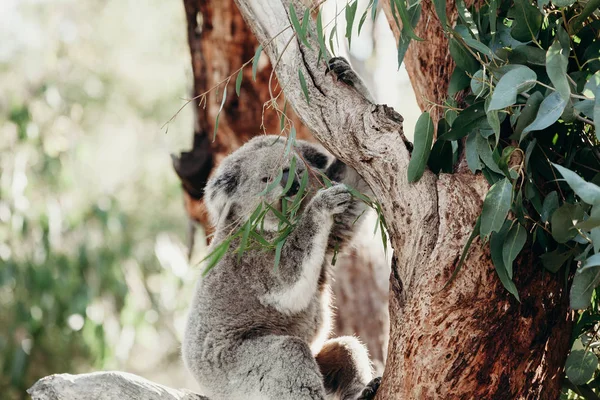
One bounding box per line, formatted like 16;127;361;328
357;376;382;400
314;184;351;215
325;57;359;88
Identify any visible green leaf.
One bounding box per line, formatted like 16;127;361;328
273;239;285;270
522;92;568;135
516;91;544;141
553;0;576;6
580;253;600;272
298;69;310;105
260;169;284;195
282;157;297;196
391;0;423;41
553;164;600;205
551;203;584;243
490;221;520;300
432;0;447;28
455;0;478;38
462;37;499;60
235;69;244;97
540;249;571;273
428;140;454;174
540;191;558;223
546;40;571;101
470;69;488;98
449;38;478;74
407;112;434;182
316;10;328;63
476;133;503;174
448;68;471;96
202;239;231;276
357;1;372;35
466;132;484;173
511;0;543;42
345;1;358;49
511;45;547;66
575;99;595;119
502;223;526;279
566;349;598;385
487;109;501;144
571;0;600;33
289;4;310;48
442;102;487;140
488;66;537;111
480;178;513;237
571;266;600;310
252;45;263;81
396;2;421;69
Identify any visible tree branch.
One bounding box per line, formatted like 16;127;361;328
28;371;207;400
233;0;439;290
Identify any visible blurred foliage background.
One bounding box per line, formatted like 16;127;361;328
0;0;422;398
0;0;199;398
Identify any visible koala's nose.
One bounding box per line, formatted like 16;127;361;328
281;169;300;196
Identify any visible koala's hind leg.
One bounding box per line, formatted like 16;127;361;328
316;336;380;400
229;335;326;400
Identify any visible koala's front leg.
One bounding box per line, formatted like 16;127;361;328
260;184;350;314
326;57;374;103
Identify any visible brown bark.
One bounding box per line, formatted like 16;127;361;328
173;0;390;367
377;3;573;396
232;1;572;399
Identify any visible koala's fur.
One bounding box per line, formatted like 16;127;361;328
182;58;380;400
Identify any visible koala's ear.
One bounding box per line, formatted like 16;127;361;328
204;162;241;225
210;169;239;197
295;143;331;170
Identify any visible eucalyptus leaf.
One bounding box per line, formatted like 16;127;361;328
517;92;544;142
546;40;571;101
476;133;503;174
582;71;600;98
408;112;434;182
471;69;488;98
540;191;559;223
551;203;585;243
488;66;537;111
566;349;598;385
502;223;527;279
553;164;600;205
522;92;568;135
540;249;571;273
571;266;600;310
490;221;520;300
511;0;543;42
480;178;513;237
466;131;484;173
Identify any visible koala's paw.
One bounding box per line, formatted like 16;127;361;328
325;57;359;88
313;184;351;215
357;376;382;400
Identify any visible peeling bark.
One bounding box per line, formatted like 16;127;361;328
233;0;572;398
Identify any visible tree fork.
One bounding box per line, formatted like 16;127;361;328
233;0;572;398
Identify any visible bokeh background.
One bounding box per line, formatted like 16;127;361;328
0;0;419;398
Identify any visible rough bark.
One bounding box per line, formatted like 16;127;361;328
28;372;206;400
232;0;572;398
173;0;389;367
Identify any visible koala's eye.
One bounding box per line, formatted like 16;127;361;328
261;177;269;183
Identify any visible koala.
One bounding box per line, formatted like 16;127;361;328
182;58;381;400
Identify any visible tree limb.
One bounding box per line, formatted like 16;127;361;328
28;371;207;400
233;0;439;291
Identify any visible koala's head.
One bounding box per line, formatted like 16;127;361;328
204;135;331;230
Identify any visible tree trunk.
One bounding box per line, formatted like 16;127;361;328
172;0;390;367
232;0;572;398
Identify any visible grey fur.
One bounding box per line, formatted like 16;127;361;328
183;58;379;400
